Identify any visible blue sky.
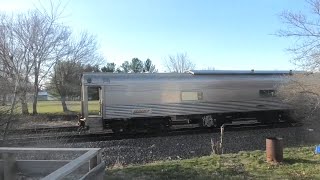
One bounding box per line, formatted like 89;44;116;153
0;0;309;71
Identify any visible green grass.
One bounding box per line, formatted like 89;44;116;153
34;100;100;114
32;101;81;113
106;146;320;180
0;100;100;114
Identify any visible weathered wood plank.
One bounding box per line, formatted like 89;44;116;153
97;151;102;164
42;150;99;180
3;153;16;180
0;148;103;179
89;155;97;170
0;160;89;177
0;147;100;153
80;162;105;180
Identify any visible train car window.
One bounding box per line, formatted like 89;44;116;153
259;90;276;97
181;91;203;101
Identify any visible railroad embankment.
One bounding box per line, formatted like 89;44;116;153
106;146;320;179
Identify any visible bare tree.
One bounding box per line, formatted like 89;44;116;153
0;18;24;140
50;61;82;112
0;4;70;115
28;10;70;115
277;73;320;126
49;31;102;112
0;61;7;106
0;13;33;114
277;0;320;71
164;52;195;73
277;0;320;125
0;1;100;115
1;77;20;142
0;67;15;114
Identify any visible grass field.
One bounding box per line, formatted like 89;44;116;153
0;100;100;114
34;100;100;114
106;146;320;179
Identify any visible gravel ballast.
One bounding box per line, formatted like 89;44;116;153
31;126;320;167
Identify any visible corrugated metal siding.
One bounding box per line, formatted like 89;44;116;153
103;80;279;106
104;99;288;119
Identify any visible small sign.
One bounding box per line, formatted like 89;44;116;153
315;145;320;154
132;108;152;114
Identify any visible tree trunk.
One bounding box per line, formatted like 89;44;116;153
32;91;38;115
61;95;68;112
32;70;39;115
20;91;29;115
1;94;5;106
3;78;19;142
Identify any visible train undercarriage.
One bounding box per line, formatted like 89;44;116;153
101;110;292;133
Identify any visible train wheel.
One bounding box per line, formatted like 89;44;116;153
110;122;125;133
202;115;219;128
157;123;169;133
111;127;123;133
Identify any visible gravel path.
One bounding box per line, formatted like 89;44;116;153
31;126;320;167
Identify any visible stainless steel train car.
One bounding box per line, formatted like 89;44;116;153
80;70;295;132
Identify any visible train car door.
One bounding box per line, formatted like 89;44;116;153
87;86;103;117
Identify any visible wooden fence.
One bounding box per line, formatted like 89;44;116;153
0;147;105;180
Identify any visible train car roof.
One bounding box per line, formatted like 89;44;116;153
81;70;305;85
186;70;301;75
82;69;302;77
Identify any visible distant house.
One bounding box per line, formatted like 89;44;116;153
37;91;58;101
1;91;58;105
37;91;48;101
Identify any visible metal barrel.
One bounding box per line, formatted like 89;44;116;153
266;137;283;163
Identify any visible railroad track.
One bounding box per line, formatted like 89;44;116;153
6;126;80;135
0;122;299;146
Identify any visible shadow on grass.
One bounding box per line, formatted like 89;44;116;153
284;158;320;165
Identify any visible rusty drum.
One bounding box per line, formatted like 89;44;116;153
266;137;283;163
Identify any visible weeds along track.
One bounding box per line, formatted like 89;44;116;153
0;122;299;146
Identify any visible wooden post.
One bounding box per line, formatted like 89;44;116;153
220;124;225;154
95;150;103;179
97;150;102;165
89;155;97;170
3;153;16;180
88;150;104;179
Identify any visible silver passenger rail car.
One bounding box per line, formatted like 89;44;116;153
80;70;297;133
